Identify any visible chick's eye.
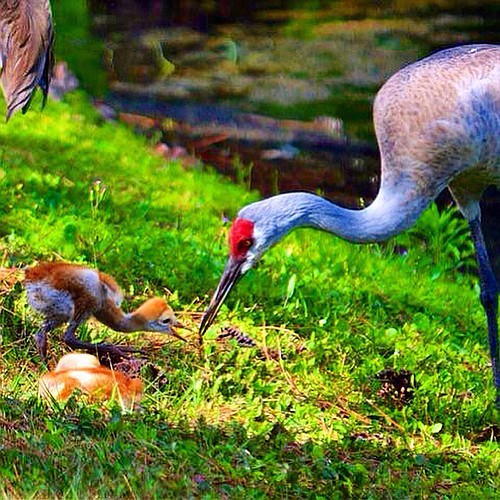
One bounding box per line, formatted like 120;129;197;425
161;317;171;325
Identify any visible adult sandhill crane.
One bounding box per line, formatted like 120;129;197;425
199;44;500;408
24;262;187;361
0;0;54;120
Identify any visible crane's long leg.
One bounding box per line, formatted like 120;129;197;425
469;217;500;408
62;318;145;362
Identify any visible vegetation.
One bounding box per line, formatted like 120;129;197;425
0;86;498;497
51;0;107;96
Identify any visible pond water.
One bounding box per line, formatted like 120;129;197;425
86;0;499;265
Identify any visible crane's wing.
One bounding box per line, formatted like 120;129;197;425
0;0;54;121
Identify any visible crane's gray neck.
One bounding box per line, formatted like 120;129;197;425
307;190;428;243
240;187;435;246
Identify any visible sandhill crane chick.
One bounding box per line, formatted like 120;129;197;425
24;262;186;361
39;353;143;410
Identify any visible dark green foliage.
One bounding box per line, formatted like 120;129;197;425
51;0;108;96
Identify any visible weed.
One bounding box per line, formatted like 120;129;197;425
402;203;476;275
232;154;254;191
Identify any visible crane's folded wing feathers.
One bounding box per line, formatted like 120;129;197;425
0;0;54;120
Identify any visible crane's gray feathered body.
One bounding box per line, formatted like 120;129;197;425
0;0;54;120
200;44;500;408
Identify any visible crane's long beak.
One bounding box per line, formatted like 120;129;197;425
199;256;246;341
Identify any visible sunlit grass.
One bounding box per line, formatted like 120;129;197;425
0;93;498;497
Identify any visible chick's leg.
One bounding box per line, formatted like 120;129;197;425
62;317;145;364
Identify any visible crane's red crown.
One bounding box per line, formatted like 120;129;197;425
229;218;254;257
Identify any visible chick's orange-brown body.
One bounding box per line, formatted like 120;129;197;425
39;353;143;409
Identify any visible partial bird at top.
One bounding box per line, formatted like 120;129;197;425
0;0;54;120
199;44;500;408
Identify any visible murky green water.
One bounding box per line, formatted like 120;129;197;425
98;2;496;134
93;2;497;150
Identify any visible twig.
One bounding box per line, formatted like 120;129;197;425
365;399;405;431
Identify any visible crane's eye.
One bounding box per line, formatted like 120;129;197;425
238;238;253;252
160;317;171;325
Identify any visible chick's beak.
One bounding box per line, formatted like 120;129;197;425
198;256;246;341
170;318;189;342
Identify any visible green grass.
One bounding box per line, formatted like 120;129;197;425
50;0;107;96
0;93;498;498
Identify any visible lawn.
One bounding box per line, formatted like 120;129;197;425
0;90;498;497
